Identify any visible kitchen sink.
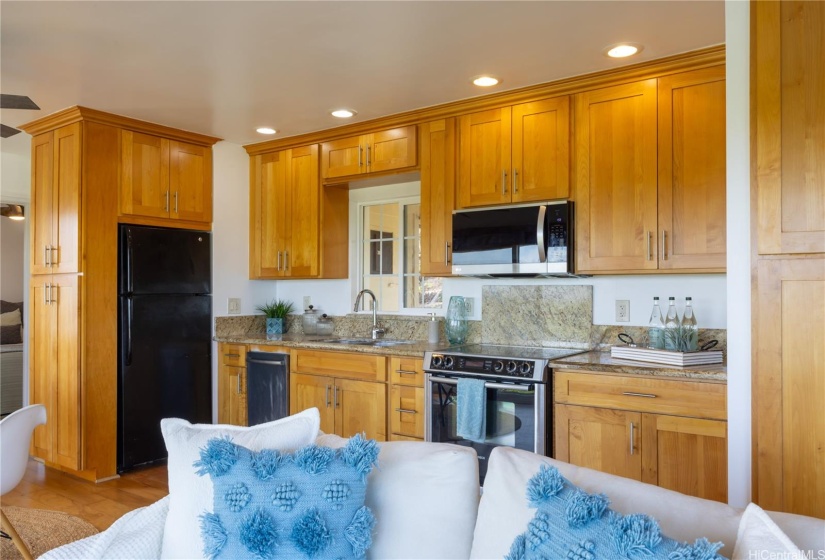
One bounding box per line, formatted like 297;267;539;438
320;338;416;347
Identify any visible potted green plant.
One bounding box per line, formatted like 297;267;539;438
256;299;295;336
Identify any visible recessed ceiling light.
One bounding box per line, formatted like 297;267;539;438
256;127;277;135
472;76;500;87
605;43;644;58
331;109;356;118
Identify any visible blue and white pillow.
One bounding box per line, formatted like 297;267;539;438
505;465;728;560
194;433;379;559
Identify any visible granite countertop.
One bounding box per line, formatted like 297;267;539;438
549;351;727;382
214;333;446;358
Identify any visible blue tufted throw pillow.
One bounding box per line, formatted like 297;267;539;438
194;433;379;559
505;465;729;560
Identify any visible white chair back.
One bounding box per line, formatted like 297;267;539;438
0;404;47;495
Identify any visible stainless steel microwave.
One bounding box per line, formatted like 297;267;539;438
451;201;575;277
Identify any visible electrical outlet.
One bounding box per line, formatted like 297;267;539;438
228;298;241;314
464;297;474;316
303;296;312;309
616;299;630;322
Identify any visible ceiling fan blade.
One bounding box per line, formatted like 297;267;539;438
1;124;22;138
0;95;39;110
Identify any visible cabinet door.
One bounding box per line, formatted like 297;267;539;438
290;373;334;435
335;378;387;441
52;274;80;470
367;126;417;174
575;80;659;272
511;97;570;203
219;364;246;426
458;107;512;208
29;276;55;461
321;135;363;180
286;145;320;278
658;67;726;270
170;141;212;223
250;151;287;278
641;414;727;502
554;404;642;481
754;257;825;518
754;1;825;255
420;119;456;276
31;133;54;275
52;124;82;274
389;385;424;438
120;130;170;219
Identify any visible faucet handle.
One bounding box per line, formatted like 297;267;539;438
371;327;385;340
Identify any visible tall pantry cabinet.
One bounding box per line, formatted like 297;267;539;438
20;107;219;481
752;1;825;519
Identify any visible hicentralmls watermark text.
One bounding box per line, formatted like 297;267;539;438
748;551;825;560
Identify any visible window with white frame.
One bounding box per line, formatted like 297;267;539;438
359;198;442;312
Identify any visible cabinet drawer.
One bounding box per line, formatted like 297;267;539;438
220;344;247;367
554;371;726;420
389;385;424;438
293;349;387;382
389;356;425;387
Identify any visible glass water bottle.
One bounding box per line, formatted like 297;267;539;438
648;297;665;349
681;297;698;351
664;297;681;351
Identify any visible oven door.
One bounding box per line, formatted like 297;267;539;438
425;374;549;483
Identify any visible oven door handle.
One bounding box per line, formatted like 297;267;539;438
427;375;531;391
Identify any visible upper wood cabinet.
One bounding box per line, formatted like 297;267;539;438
419;118;456;276
250;145;348;279
320;125;417;181
30;124;81;275
457;97;569;209
121;130;213;225
576;71;726;274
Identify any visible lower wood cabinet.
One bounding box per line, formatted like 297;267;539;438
388;356;425;440
217;343;247;426
554;370;727;502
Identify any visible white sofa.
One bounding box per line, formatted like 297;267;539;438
43;440;824;559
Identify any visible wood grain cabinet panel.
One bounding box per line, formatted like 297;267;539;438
290;372;335;436
335;378;387;442
169;140;212;223
320;126;416;181
419;118;456;276
388;356;425;440
217;343;248;426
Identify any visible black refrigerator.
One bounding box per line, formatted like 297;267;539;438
118;225;212;472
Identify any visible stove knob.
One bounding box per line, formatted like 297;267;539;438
444;356;455;369
431;355;443;368
519;362;532;376
492;360;504;373
506;361;518;374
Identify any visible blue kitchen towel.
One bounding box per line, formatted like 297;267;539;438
456;377;487;443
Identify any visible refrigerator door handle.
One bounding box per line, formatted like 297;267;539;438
125;297;133;366
126;230;134;294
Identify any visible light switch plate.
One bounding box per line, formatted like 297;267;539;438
464;297;474;316
616;299;630;322
228;298;241;314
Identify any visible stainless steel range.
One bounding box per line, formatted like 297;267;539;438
424;344;586;483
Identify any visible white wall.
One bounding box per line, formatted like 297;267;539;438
1;216;26;301
725;0;751;508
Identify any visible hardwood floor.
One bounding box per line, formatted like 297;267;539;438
1;459;168;531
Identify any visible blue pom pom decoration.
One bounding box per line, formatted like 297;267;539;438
568;539;597;560
294;445;336;475
194;437;239;477
323;480;352;510
344;505;376;558
526;511;552;551
668;538;726;560
271;481;301;512
199;512;228;560
251;449;285;481
224;482;252;513
504;533;527;560
526;464;565;506
565;489;610;528
239;508;278;560
290;507;332;558
611;512;663;557
341;433;380;480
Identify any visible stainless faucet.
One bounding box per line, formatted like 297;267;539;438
353;289;385;339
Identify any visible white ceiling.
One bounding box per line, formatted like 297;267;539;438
1;1;724;156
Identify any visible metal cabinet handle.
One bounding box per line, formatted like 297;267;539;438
51;246;58;266
358;145;363;168
367;144;371;168
646;231;652;261
395;408;418;414
501;170;508;195
622;391;658;398
51;283;57;305
284;251;289;271
174;191;179;214
325;385;331;408
43;283;49;305
224;353;240;358
629;422;635;455
661;230;667;261
165;190;170;212
444;242;451;266
334;385;340;408
396;370;418;376
236;374;241;395
277;251;282;271
44;246;51;267
513;169;518;194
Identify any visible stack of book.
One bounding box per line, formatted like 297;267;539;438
610;345;723;366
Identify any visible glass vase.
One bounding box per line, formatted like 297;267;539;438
445;296;469;345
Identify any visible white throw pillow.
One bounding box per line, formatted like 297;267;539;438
471;447;743;559
316;434;481;559
732;503;804;559
0;308;21;326
159;408;321;559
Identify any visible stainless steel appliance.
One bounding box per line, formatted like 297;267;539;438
451;200;576;277
424;344;585;483
246;351;290;426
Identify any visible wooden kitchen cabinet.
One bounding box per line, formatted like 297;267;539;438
320;125;417;181
388;356;425;440
554;370;727;502
217;343;248;426
290;349;387;440
419;118;456;276
30;124;81;275
120;130;213;226
457;96;569;209
250;145;348;279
